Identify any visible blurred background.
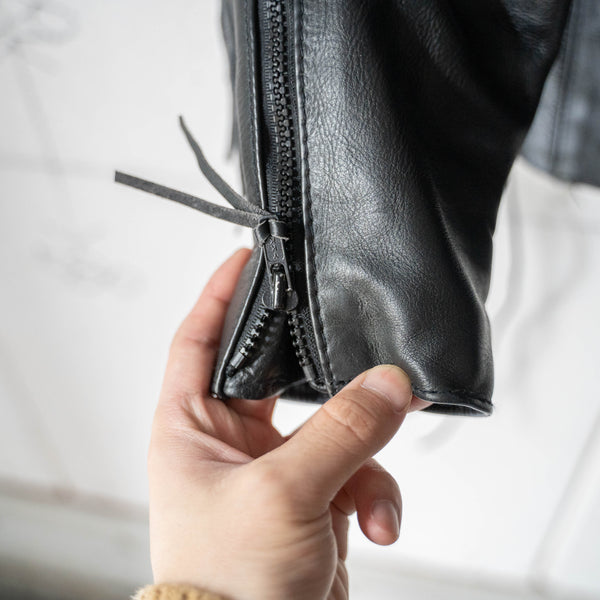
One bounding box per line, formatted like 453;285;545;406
0;1;599;598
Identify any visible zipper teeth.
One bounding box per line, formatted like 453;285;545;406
227;0;315;378
266;0;315;376
227;307;271;375
246;307;271;346
267;0;294;220
288;313;311;366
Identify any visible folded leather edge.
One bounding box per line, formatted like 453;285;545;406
212;0;266;398
416;388;493;417
212;251;265;396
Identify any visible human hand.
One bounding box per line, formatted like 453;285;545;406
148;249;430;600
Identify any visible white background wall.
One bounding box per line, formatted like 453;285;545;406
0;1;599;599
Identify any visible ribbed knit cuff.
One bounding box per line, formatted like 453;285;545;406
132;583;227;600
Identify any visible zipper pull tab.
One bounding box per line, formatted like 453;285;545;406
270;267;287;310
255;219;298;312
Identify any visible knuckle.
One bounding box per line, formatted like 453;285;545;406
243;461;296;512
251;462;282;489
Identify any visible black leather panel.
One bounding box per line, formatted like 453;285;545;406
221;0;265;209
297;0;571;414
214;0;570;415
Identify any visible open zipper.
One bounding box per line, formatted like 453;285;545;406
227;0;319;384
114;0;321;393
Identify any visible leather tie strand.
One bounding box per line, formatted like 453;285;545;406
114;116;273;230
115;116;296;312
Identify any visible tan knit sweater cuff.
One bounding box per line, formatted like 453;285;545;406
132;583;227;600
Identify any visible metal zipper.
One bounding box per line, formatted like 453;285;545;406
226;0;318;384
227;306;271;374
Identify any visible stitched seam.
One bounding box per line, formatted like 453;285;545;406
245;0;261;206
326;382;492;406
297;0;336;392
324;379;493;406
412;387;491;404
308;379;492;409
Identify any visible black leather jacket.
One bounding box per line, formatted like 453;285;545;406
211;0;573;416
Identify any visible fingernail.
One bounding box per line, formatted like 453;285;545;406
361;365;411;413
371;499;400;539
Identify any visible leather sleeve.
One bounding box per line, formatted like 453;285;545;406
296;0;572;414
215;0;572;416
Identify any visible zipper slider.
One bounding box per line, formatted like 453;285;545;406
255;219;298;312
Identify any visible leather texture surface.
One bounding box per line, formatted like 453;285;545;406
214;0;571;416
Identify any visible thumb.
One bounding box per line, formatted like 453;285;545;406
266;365;412;514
